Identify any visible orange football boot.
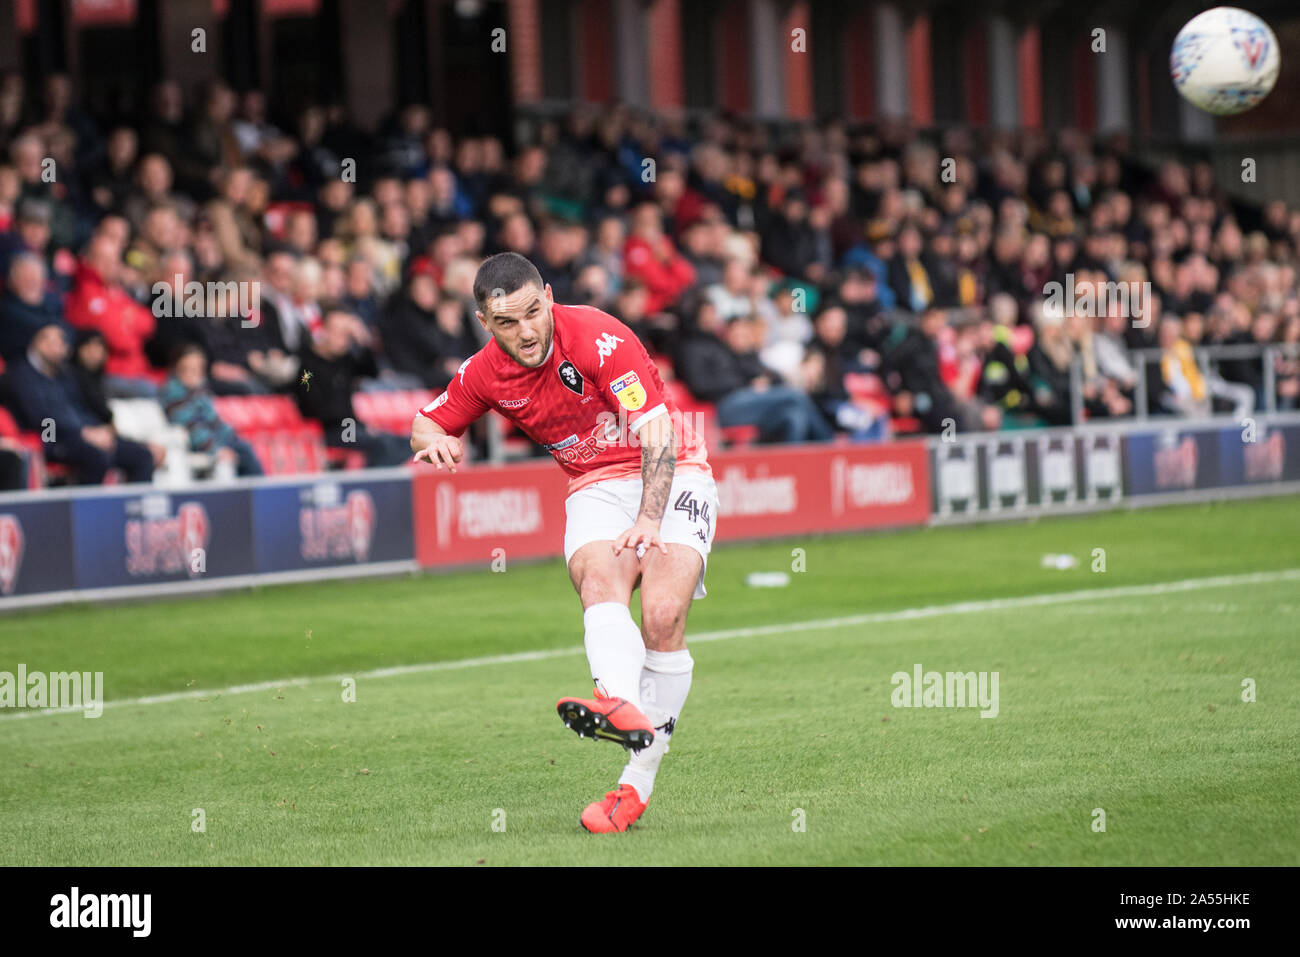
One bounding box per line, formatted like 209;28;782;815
556;688;655;751
581;783;647;833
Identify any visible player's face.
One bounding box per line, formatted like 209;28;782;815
479;282;555;368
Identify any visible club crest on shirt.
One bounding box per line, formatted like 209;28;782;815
558;360;584;395
610;371;646;411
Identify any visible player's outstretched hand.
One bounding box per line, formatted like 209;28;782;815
412;434;464;471
612;517;669;558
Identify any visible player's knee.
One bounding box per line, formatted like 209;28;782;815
640;598;685;649
574;566;633;606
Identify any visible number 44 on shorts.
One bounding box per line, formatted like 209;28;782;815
673;491;711;543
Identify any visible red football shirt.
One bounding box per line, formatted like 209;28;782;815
418;302;711;494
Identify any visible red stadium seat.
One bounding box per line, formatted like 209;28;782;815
354;389;435;436
665;379;724;450
720;424;759;447
213;397;331;473
324;446;366;470
844;372;887;400
0;406;22;440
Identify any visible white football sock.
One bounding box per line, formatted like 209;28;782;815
619;648;694;803
583;602;645;704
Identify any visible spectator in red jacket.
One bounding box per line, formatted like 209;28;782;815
622;202;695;314
64;234;159;396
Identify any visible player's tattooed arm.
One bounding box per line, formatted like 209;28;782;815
636;413;677;523
612;413;675;557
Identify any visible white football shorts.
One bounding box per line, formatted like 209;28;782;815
563;467;719;599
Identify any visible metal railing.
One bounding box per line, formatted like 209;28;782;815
1071;341;1300;424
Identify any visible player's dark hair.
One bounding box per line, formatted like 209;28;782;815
473;252;544;317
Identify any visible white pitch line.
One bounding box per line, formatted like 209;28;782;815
3;567;1297;722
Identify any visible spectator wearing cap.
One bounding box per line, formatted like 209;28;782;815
6;322;156;484
0;251;62;362
64;234;159;397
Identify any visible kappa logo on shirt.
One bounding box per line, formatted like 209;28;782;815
498;396;531;409
594;332;624;368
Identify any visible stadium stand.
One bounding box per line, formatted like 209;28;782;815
1;72;1298;490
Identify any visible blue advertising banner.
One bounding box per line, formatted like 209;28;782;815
0;499;74;597
1125;426;1224;497
250;476;413;574
1217;422;1300;486
71;488;255;590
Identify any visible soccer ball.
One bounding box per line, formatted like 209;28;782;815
1170;6;1280;115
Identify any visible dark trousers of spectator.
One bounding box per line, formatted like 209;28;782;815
0;449;26;490
328;424;411;467
223;438;264;476
48;434;155;484
717;386;835;443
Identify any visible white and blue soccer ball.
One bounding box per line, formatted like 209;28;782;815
1170;6;1280;116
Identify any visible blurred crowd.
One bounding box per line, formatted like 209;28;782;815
2;72;1299;488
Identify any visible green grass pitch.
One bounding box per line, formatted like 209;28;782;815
2;495;1297;865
